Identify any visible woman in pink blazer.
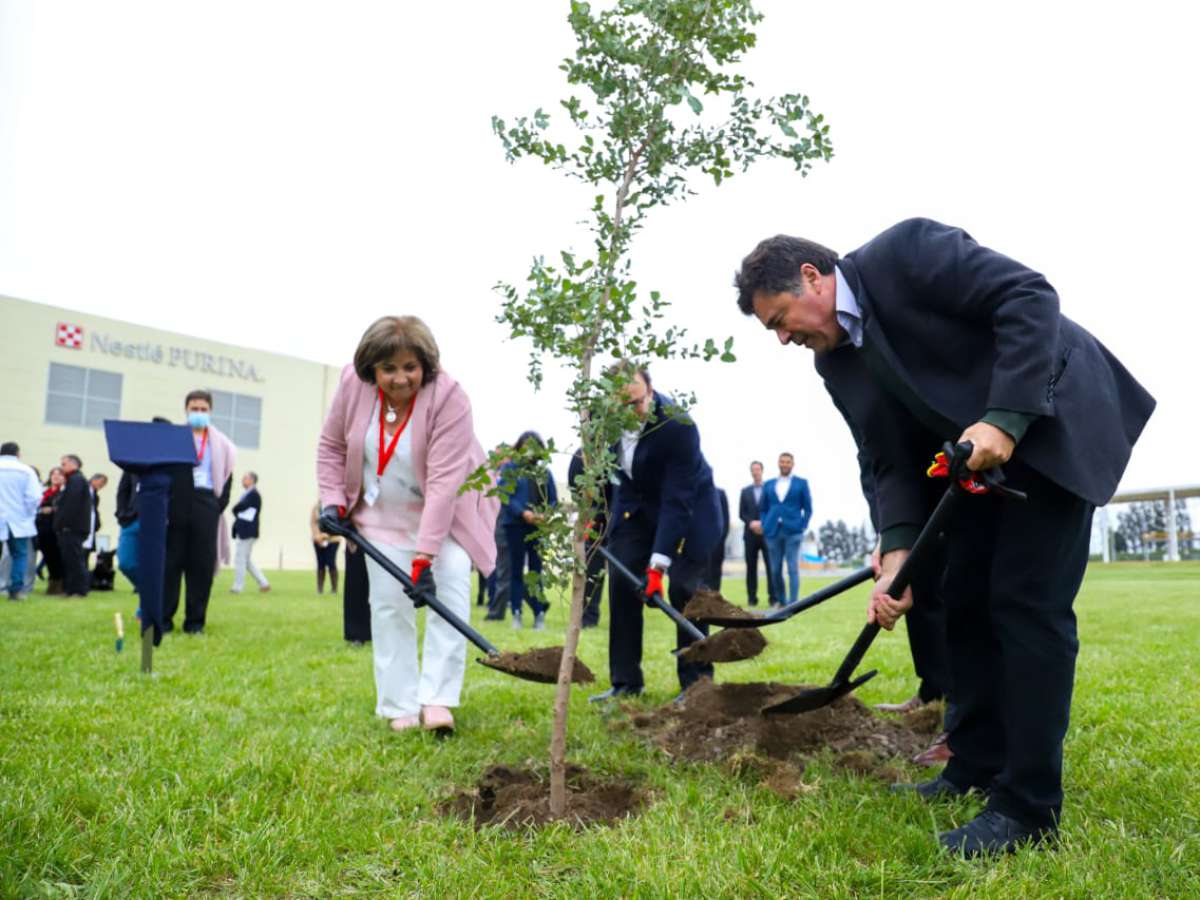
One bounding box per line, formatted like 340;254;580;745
317;316;498;733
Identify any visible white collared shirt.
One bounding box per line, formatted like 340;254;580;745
835;265;864;348
0;455;42;539
774;474;793;502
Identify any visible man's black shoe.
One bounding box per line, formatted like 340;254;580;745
939;809;1057;858
482;614;505;621
588;686;643;704
890;774;981;801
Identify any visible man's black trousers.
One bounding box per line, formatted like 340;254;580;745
57;528;89;595
940;460;1093;829
581;536;605;627
607;517;713;693
743;530;775;605
163;489;220;633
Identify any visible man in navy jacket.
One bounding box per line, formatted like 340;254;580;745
591;364;722;702
758;452;812;606
737;461;776;607
735;218;1154;857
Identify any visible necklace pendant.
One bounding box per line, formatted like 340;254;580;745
385;408;398;424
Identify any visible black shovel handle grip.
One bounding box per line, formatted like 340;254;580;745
320;518;500;657
596;545;706;642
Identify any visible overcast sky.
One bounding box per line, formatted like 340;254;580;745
2;1;1196;529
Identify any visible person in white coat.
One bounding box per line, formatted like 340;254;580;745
0;442;43;601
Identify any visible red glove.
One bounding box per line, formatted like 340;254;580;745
644;567;664;601
411;557;432;585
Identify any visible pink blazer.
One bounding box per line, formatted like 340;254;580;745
316;364;499;574
207;424;236;567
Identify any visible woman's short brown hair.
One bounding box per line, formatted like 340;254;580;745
353;316;440;385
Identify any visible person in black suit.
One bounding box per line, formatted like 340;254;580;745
737;461;776;607
735;218;1154;857
590;363;723;703
230;472;270;594
707;488;729;594
568;447;610;629
53;454;92;597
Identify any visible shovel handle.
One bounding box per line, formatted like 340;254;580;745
321;518;501;657
596;545;706;642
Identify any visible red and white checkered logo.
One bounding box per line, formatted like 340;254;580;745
55;322;84;349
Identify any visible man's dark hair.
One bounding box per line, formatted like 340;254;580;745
152;415;172;424
245;471;258;484
64;454;83;468
734;235;840;315
0;442;18;456
750;460;763;469
185;389;214;408
90;473;108;485
605;359;652;387
779;452;795;460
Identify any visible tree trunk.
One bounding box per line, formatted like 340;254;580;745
548;523;590;818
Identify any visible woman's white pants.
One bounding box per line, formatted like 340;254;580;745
364;538;471;719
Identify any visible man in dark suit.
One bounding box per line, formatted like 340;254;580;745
734;218;1154;857
568;447;610;629
53;454;92;597
707;488;729;594
590;363;723;702
737;461;776;607
759;452;813;606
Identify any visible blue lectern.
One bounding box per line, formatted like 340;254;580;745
103;420;196;672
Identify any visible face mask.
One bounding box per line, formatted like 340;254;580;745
187;412;211;429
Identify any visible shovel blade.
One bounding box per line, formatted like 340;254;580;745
475;648;596;685
760;669;878;716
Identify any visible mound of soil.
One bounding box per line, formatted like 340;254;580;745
441;764;644;830
629;680;929;775
677;628;767;664
682;589;754;622
478;648;595;684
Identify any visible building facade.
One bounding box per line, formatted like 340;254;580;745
1;295;342;570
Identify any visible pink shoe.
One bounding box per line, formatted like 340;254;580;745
389;715;420;732
421;705;455;733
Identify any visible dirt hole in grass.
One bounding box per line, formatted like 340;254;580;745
628;680;940;780
477;648;595;684
676;628;767;664
441;764;644;830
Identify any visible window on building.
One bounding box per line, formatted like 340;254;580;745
45;363;123;428
210;389;262;449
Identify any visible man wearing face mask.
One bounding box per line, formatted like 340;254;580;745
163;389;236;634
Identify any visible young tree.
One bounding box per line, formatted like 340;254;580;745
482;0;831;817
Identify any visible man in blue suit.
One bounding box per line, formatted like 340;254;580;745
758;452;812;606
734;218;1154;857
590;363;723;702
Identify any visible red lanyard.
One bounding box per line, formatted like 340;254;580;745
195;428;208;463
377;390;416;477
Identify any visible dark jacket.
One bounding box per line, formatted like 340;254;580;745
609;392;722;563
54;470;91;533
231;487;262;539
738;483;765;527
568;448;611;541
817;218;1155;544
498;462;558;532
115;472;139;527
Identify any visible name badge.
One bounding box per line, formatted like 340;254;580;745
193;468;206;488
363;480;381;507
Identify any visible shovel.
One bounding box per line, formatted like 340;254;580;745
762;441;1025;716
319;518;593;685
597;545;767;664
688;566;874;629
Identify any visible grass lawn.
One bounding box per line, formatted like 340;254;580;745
2;561;1198;898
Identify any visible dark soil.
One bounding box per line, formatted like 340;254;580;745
628;680;930;777
477;648;595;684
441;764;645;830
682;589;754;622
677;628;767;664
